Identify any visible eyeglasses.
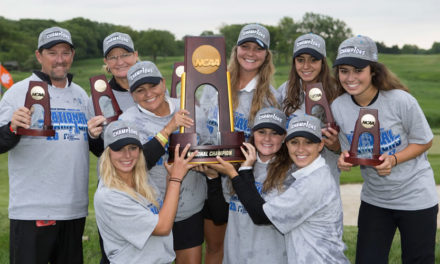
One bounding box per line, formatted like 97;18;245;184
106;53;133;62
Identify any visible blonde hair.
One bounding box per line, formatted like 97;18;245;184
228;46;278;124
100;147;158;207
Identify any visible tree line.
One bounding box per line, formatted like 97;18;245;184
0;13;439;70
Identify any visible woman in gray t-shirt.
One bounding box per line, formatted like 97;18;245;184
94;120;197;264
332;35;438;263
210;114;349;264
278;33;341;185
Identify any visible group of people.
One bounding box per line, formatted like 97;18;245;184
0;22;436;264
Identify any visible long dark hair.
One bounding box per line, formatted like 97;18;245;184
283;57;338;116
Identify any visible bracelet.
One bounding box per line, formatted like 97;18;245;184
9;124;17;135
156;132;168;145
169;178;182;183
392;154;398;166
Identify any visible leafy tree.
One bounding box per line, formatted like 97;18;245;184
138;29;177;62
429;42;440;54
219;23;245;58
200;30;214;36
275;17;300;63
401;44;419;54
298;12;352;61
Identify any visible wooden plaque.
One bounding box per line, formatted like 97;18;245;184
344;108;383;166
90;74;122;123
17;81;55;137
305;82;339;131
168;36;245;163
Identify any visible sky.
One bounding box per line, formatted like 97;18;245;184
1;0;439;49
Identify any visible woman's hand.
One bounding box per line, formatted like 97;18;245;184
338;151;354;171
193;164;219;179
374;153;395;176
208;157;239;179
322;127;340;152
87;115;107;138
240;142;257;167
165;144;197;181
163;109;194;136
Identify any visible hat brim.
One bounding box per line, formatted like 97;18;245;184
293;48;324;60
285;131;321;143
237;38;267;49
104;44;135;57
109;138;143;151
333;57;371;69
252;123;286;135
130;77;162;92
39;40;74;50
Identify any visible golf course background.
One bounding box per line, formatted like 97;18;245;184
0;53;439;263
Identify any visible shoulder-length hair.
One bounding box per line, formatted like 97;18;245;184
100;147;158;207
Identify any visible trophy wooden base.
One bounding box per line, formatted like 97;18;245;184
344;153;383;166
168;132;245;164
17;127;55;137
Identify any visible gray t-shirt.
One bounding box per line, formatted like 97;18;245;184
94;182;174;264
263;156;349;264
331;90;438;210
278;82;341;186
223;157;287;264
200;77;280;144
0;73;90;220
119;97;207;221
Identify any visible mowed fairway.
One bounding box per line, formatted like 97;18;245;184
0;54;439;263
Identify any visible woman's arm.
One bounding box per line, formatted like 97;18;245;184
374;141;432;176
209;143;271;225
153;144;197;235
231;170;271;225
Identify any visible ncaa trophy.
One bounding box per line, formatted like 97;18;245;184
170;62;184;98
344;108;383;166
305;82;339;131
168;36;245;163
17;81;55;137
90;74;122;123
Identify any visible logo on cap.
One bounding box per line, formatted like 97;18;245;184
106;35;130;45
258;113;282;123
292;121;317;131
45;31;71;41
339;46;366;56
112;127;139;137
296;39;320;48
242;29;266;39
129;68;154;81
